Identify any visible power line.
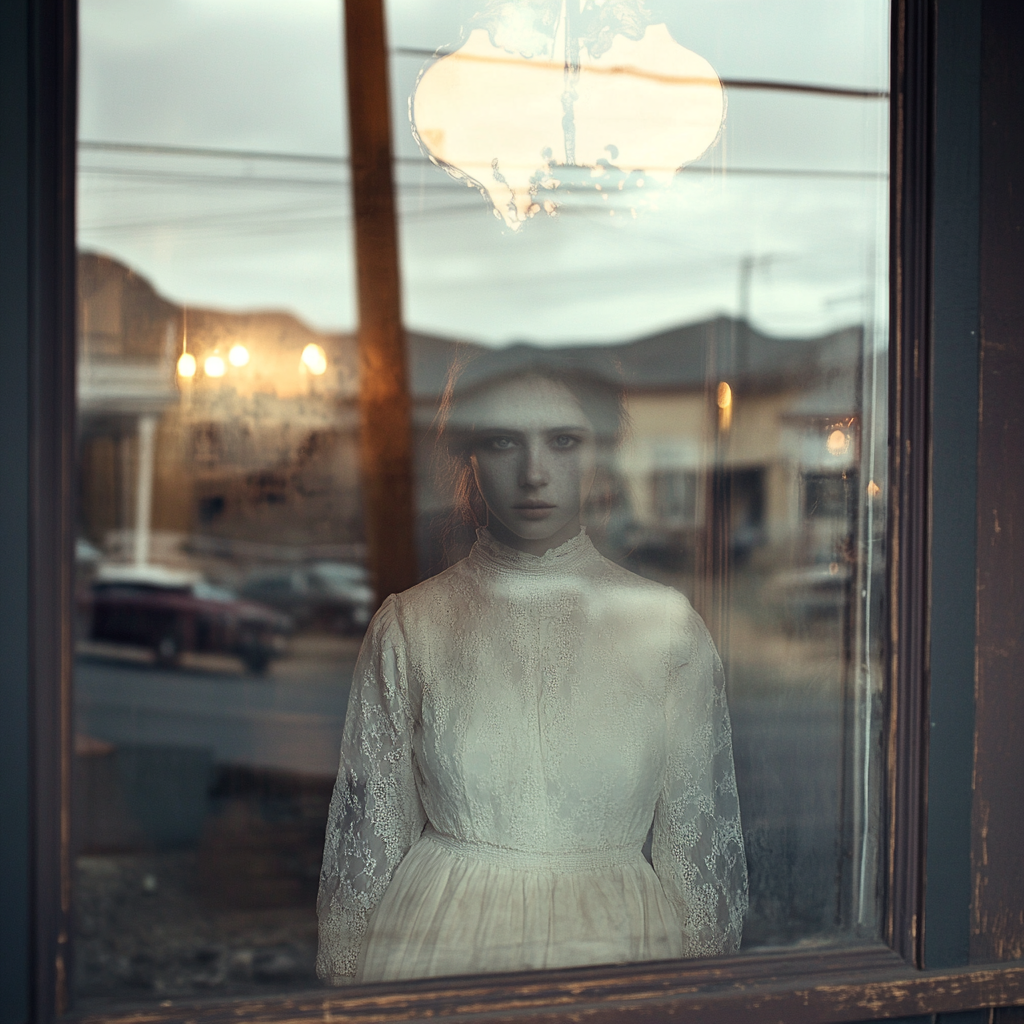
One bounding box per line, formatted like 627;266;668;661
392;48;889;99
78;140;351;164
78;146;886;183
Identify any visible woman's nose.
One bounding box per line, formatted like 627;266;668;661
521;445;550;487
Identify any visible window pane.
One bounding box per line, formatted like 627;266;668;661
325;0;888;979
74;0;358;1007
75;0;891;1008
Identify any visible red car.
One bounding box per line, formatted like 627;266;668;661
83;566;291;673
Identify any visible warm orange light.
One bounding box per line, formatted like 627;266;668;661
204;354;226;378
867;479;881;497
716;381;733;409
413;20;724;229
301;343;328;376
827;429;849;456
228;343;250;367
177;352;197;378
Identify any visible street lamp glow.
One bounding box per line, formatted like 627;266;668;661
177;352;197;378
204;354;226;378
301;343;328;376
827;429;850;456
716;381;733;432
228;344;250;367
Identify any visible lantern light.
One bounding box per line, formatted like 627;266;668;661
177;352;197;378
301;343;328;376
205;354;226;378
827;429;850;456
176;308;195;379
229;344;250;367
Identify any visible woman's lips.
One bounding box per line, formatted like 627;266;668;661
514;503;555;519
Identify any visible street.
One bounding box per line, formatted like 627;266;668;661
75;637;358;778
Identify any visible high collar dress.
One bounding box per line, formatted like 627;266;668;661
316;528;748;984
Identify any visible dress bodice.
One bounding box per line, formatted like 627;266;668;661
316;530;747;983
403;529;695;857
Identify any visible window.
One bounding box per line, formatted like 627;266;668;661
7;0;1024;1022
69;0;892;1007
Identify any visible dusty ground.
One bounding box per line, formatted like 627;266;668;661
74;851;321;1008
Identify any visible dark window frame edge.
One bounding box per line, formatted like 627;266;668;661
64;955;1024;1024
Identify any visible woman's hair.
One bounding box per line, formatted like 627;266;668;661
434;345;631;533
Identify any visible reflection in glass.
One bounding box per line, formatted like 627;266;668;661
386;0;889;957
317;361;747;983
72;0;891;1008
412;0;725;227
74;0;359;1005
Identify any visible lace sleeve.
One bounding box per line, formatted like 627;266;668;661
652;604;748;957
316;595;426;984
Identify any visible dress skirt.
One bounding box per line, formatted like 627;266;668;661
356;828;685;982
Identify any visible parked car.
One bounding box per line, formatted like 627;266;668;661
238;561;373;634
83;564;291;673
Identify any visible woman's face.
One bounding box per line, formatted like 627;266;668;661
463;375;598;556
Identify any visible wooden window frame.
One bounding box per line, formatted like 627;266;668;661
8;0;1024;1021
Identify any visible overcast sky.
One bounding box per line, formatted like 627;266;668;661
78;0;890;346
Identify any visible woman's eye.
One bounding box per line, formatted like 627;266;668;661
487;437;514;450
552;434;578;448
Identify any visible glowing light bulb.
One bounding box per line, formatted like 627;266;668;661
716;382;733;409
228;344;250;367
204;355;226;378
827;429;849;456
412;19;724;229
301;343;328;376
177;352;197;378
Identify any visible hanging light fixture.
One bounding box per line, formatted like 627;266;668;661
412;0;725;229
176;308;196;378
177;351;197;378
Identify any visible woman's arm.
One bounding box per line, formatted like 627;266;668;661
652;605;749;957
316;595;426;983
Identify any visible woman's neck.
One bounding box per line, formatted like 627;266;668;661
485;516;583;556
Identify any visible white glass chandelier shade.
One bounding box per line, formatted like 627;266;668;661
412;13;725;230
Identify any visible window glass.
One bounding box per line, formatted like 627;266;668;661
74;0;890;1010
372;0;889;970
74;0;358;1006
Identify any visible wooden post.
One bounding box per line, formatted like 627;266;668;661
343;0;419;603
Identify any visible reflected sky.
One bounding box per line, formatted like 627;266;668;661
78;0;889;344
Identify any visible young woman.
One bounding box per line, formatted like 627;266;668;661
316;355;747;984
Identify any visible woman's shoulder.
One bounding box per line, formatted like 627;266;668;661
381;561;473;626
592;553;696;613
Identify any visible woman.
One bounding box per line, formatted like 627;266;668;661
316;356;747;984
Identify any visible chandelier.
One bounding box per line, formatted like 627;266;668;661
411;0;726;229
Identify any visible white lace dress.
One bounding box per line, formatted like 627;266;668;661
316;528;747;984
